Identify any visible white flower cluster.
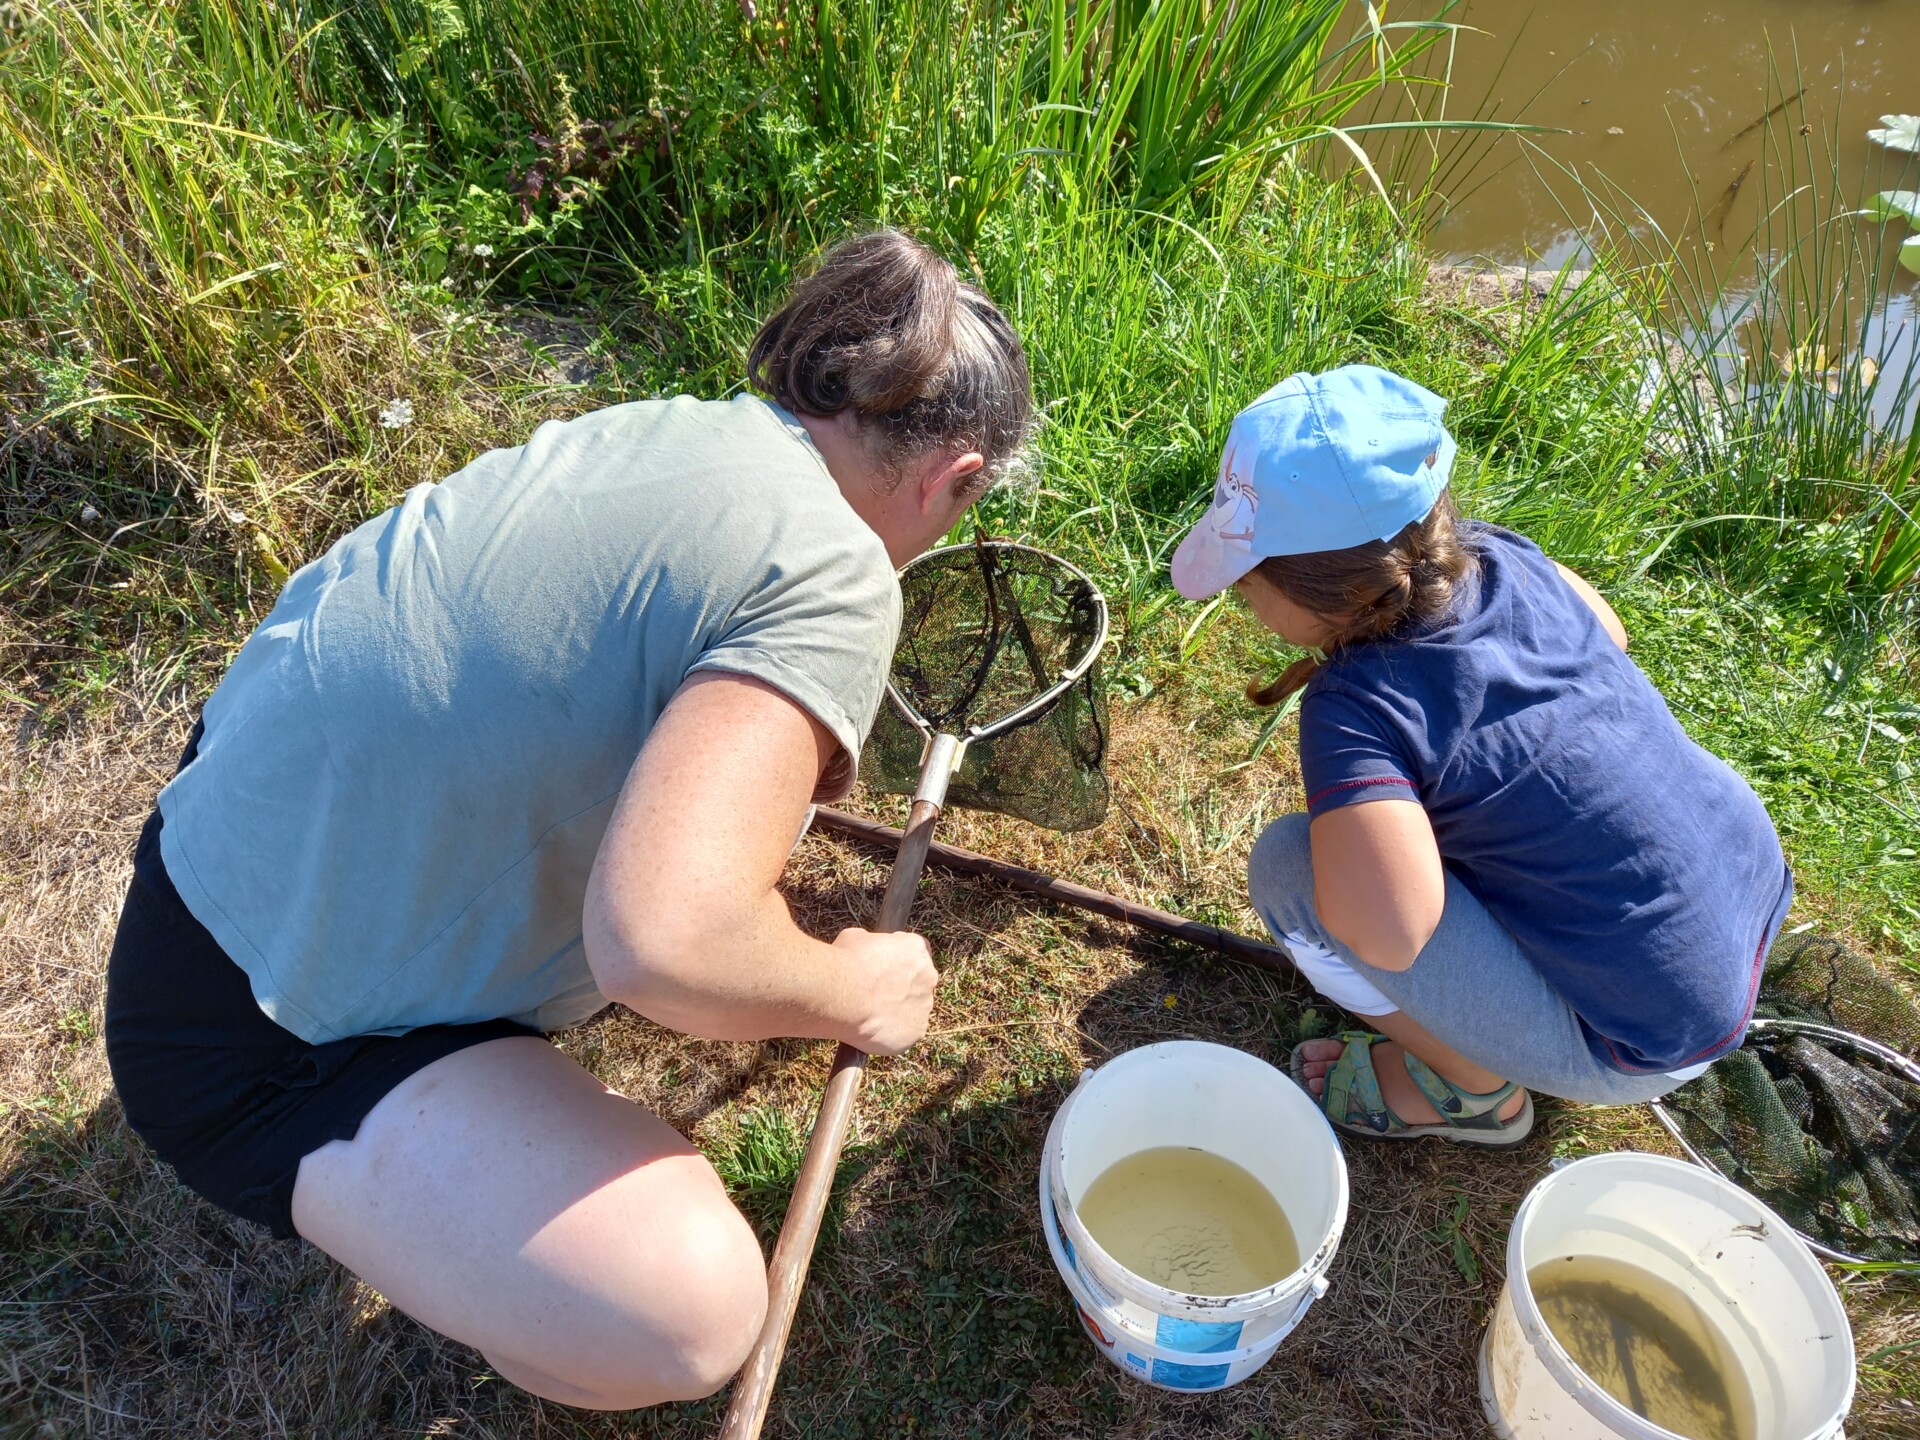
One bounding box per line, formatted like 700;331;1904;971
378;398;415;430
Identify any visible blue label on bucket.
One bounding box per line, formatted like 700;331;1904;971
1149;1357;1232;1390
1154;1315;1244;1353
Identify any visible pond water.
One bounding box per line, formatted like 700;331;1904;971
1413;0;1917;276
1376;0;1919;431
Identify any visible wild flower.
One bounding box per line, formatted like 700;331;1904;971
379;398;415;429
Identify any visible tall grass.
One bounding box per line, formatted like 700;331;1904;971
0;1;425;678
0;2;388;407
1441;264;1667;570
973;175;1420;623
2;0;1494;691
299;0;1471;242
4;0;1918;699
1500;70;1920;624
990;0;1456;215
1;0;1476;402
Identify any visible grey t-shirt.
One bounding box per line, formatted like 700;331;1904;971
158;396;900;1043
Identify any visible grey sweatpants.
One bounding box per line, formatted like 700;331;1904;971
1247;813;1693;1106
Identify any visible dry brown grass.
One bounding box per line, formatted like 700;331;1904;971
3;663;1915;1438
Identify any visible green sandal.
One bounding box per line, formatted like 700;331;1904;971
1289;1031;1534;1149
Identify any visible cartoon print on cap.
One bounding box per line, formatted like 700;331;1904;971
1210;444;1258;544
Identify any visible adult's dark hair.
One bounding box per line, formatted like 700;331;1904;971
1247;490;1479;706
749;230;1033;492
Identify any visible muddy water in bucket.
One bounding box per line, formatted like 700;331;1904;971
1481;1152;1854;1440
1530;1256;1756;1440
1040;1041;1348;1393
1079;1147;1299;1297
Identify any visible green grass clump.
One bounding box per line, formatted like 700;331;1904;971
6;2;1908;641
5;0;1919;932
0;0;1474;696
712;1104;809;1240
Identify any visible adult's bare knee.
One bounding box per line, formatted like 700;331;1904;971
651;1210;768;1402
564;1205;766;1409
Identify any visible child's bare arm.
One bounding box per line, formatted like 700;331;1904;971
1553;560;1629;650
1308;799;1445;972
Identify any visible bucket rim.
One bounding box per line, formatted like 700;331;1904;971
1500;1150;1856;1439
1047;1041;1349;1316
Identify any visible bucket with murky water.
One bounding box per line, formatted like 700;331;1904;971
1038;1040;1349;1392
1480;1151;1854;1440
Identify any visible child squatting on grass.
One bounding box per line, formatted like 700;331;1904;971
1172;365;1792;1146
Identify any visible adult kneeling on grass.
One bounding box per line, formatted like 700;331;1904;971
102;231;1033;1411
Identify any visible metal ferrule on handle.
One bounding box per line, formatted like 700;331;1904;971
718;739;964;1440
912;732;968;809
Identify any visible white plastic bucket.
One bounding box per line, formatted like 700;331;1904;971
1479;1152;1855;1440
1038;1040;1349;1392
1038;1164;1305;1390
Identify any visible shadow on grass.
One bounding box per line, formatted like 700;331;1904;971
630;936;1568;1440
1;952;1556;1439
0;797;1768;1440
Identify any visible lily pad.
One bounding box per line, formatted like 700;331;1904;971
1903;235;1920;279
1865;191;1920;225
1868;114;1920;154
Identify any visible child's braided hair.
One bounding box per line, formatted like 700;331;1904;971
1246;490;1479;706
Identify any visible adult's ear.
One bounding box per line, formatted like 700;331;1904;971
917;450;985;514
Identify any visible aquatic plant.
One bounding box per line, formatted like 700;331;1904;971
1865;114;1920;277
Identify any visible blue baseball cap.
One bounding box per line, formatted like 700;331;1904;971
1171;364;1456;600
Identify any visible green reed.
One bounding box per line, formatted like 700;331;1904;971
4;0;1917;696
0;1;1470;579
1521;63;1920;620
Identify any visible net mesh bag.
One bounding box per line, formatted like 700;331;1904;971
860;540;1110;831
1654;932;1920;1264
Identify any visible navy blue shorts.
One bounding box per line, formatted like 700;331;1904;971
104;723;539;1239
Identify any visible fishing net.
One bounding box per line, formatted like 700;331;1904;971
860;539;1110;831
1652;932;1920;1265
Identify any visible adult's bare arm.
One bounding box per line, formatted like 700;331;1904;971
1309;798;1446;973
582;671;937;1055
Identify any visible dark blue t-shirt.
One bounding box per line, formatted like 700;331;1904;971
1299;524;1791;1074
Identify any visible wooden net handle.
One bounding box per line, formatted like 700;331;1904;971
717;797;941;1440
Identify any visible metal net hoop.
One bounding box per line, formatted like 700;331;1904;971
861;539;1113;831
885;539;1109;738
1650;932;1920;1268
